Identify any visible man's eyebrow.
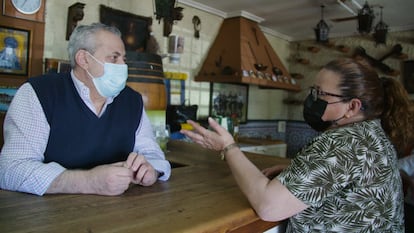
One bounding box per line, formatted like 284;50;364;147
112;51;122;56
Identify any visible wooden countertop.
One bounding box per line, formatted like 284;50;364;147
0;140;290;233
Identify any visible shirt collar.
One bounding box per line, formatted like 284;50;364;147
70;70;114;115
70;70;114;102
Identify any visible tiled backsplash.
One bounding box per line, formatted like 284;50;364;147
284;121;319;157
239;121;284;140
239;120;319;158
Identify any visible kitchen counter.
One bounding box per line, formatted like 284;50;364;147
0;140;290;233
238;137;286;146
238;137;287;158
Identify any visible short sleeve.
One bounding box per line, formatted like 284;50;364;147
277;133;359;206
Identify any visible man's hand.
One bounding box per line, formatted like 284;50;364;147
47;163;132;196
47;153;158;196
87;163;132;196
123;152;158;186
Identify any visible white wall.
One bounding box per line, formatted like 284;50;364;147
44;1;414;122
44;0;293;121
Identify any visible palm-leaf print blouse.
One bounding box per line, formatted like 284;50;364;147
278;119;404;232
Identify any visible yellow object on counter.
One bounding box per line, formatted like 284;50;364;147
164;71;188;80
180;123;194;130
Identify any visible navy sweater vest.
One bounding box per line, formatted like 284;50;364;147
29;73;143;169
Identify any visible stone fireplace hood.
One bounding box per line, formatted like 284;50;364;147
195;16;300;91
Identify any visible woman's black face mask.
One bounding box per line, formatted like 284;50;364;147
303;94;345;132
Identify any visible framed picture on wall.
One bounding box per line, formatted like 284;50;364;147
44;58;71;74
0;26;30;76
99;5;152;52
0;86;17;112
209;83;248;123
58;60;71;73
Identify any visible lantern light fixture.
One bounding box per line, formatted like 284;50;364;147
357;1;375;34
373;6;388;45
314;5;330;43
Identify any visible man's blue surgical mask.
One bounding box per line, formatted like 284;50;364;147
85;52;128;97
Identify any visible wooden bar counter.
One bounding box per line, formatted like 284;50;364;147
0;140;290;233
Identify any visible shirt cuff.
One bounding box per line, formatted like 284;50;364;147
31;162;66;196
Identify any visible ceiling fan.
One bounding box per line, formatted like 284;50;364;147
330;0;389;43
330;0;361;22
330;0;381;23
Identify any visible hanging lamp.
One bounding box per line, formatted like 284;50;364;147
314;5;330;43
373;6;388;45
357;1;375;34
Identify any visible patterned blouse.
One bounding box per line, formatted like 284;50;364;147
277;119;404;232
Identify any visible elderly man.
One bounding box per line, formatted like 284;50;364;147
0;23;171;196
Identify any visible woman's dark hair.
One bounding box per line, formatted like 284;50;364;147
323;58;414;157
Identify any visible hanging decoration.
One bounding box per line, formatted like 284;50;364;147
353;44;403;76
66;2;85;40
314;5;330;43
357;1;375;34
192;16;201;39
373;6;388;45
153;0;184;37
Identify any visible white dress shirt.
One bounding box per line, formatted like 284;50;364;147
0;72;171;195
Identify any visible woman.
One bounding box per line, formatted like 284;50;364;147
181;58;413;232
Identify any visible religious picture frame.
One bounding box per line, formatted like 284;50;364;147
209;83;248;123
0;26;30;76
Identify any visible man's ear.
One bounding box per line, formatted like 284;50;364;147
75;50;88;69
346;98;363;118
